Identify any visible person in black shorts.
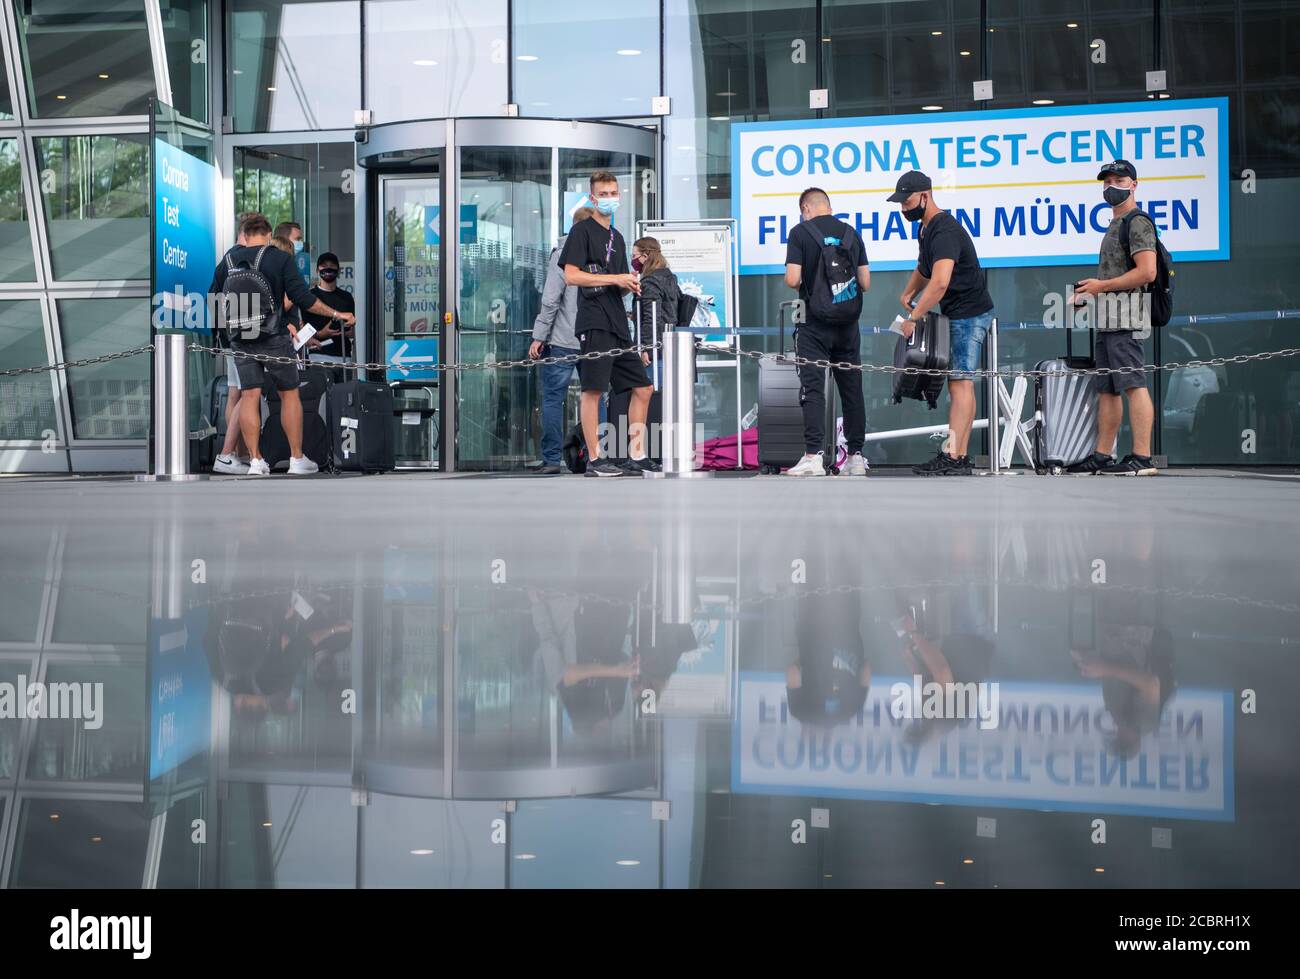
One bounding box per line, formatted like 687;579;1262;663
212;213;355;476
560;170;654;477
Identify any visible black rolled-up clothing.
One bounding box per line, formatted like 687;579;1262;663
794;324;865;455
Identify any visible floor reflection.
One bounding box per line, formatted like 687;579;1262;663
1;476;1297;887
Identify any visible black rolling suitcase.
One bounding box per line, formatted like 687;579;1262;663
891;311;949;409
757;301;838;474
328;380;395;472
1028;326;1099;473
262;366;331;470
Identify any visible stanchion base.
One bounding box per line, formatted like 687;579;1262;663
134;474;209;482
642;470;714;479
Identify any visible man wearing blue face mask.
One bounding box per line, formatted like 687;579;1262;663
276;221;310;281
560;171;653;477
1070;160;1158;476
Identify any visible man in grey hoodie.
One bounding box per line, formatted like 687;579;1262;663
529;205;596;474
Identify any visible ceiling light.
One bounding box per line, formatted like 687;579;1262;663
1095;867;1105;873
716;90;737;97
262;821;273;827
516;55;539;62
1090;41;1101;48
1033;99;1055;105
98;73;109;79
922;105;943;111
963;858;974;864
709;185;718;190
931;31;943;36
49;813;60;821
515;853;537;860
1158;92;1170;99
90;836;103;844
934;880;945;886
409;849;434;856
709;115;727;120
1067;23;1079;29
56;94;68;100
960;51;971;56
617;49;641;56
616;859;641;866
267;86;276;92
413;59;438;67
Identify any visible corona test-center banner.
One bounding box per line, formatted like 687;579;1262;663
732;97;1229;274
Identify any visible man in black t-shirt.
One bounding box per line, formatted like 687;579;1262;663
559;170;653;477
212;213;355;476
890;170;996;476
301;252;355;361
783;187;871;476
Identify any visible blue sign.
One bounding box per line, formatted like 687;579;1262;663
423;204;479;245
386;336;440;382
152;138;217;331
148;607;213;781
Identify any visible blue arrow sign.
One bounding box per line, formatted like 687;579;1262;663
386;337;440;382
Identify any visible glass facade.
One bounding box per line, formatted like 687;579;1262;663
0;0;1295;472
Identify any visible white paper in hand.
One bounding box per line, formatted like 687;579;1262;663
292;324;317;351
888;315;908;337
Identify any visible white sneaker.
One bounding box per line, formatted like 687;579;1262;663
246;457;271;476
785;453;826;476
842;452;869;476
288;455;319;475
213;454;250;475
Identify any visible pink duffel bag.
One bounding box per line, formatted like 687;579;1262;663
695;428;759;469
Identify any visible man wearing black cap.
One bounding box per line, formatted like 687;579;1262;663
890;170;995;476
1069;160;1158;476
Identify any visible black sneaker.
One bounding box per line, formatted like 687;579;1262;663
1065;452;1115;474
622;456;662;474
534;463;563;475
912;450;961;476
585;458;626;477
1099;453;1158;476
947;455;975;476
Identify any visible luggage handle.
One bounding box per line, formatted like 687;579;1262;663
778;299;801;354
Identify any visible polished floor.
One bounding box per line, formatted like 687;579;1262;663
0;469;1297;888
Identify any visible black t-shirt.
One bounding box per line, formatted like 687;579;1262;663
784;215;867;310
212;244;319;341
303;286;355;359
916;211;993;320
557;217;630;341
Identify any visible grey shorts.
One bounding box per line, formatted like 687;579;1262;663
1093;331;1146;395
226;352;241;390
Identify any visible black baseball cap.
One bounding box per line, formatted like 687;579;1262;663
1097;159;1138;180
887;170;932;202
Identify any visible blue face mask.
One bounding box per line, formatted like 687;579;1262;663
596;197;620;216
293;239;304;254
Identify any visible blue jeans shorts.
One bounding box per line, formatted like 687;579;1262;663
948;310;994;381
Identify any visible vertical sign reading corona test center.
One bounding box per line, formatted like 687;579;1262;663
152;137;217;330
732;98;1228;274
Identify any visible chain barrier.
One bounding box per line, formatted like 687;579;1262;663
4;338;1300;381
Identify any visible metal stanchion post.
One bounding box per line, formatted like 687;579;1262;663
987;317;1000;475
136;333;206;482
644;327;710;479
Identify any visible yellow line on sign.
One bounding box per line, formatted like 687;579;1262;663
750;175;1205;197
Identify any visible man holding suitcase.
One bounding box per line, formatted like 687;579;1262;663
1068;159;1159;476
891;171;995;476
782;187;872;477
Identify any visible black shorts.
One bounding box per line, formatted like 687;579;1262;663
577;329;651;395
232;333;300;392
1092;331;1146;395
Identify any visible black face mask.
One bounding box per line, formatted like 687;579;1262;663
902;195;926;223
1103;186;1132;207
319;268;339;282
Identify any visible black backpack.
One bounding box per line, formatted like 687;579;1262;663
220;246;279;342
1120;210;1175;328
802;222;863;326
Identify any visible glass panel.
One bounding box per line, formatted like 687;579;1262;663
35;133;150;281
160;0;210;124
221;784;355;887
379;172;441;467
228;0;360;132
0;662;34;775
14;0;155;118
26;662;146;782
361;798;503;887
458;146;552;469
50;529;150;644
513;0;659;118
0;25;14;120
365;0;507;122
12;798;151;888
511;799;659;888
57;297;150;440
0;300;58;442
234;141;358;290
664;0;818;219
0;139;36;282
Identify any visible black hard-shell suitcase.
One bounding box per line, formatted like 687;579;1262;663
891;311;949;409
757;301;837;474
328;380;395;472
1029;326;1100;472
